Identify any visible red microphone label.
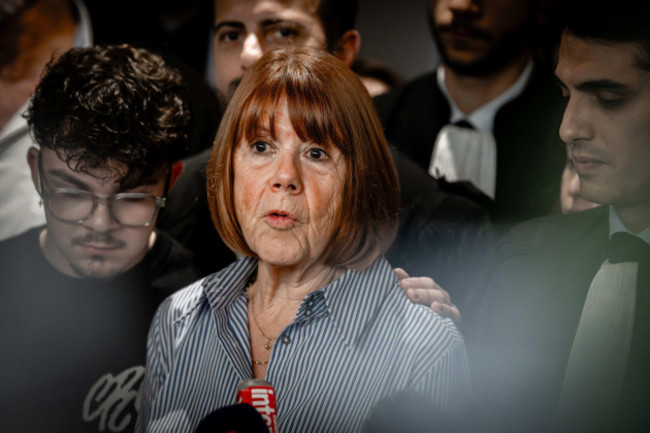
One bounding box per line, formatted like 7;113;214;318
237;380;277;433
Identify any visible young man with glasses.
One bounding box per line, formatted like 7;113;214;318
0;44;201;433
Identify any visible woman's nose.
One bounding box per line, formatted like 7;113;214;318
271;153;302;194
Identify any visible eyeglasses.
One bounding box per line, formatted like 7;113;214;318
38;162;166;228
40;187;166;227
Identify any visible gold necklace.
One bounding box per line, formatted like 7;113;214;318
246;276;277;365
251;308;277;351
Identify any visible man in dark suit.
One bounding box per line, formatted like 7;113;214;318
470;1;650;431
379;0;565;230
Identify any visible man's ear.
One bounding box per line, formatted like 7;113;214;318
333;30;361;67
27;147;41;193
168;160;184;191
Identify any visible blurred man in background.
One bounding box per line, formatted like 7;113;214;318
380;0;564;230
0;0;92;241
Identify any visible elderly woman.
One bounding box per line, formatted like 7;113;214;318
137;47;470;433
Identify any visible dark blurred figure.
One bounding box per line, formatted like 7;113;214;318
0;44;202;433
86;0;212;75
0;0;37;70
378;0;565;231
470;1;650;431
0;0;91;241
352;57;403;97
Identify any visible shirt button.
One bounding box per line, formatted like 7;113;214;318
281;335;291;345
307;301;314;307
305;309;312;317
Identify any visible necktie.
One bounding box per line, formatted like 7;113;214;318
555;233;650;432
453;119;474;129
609;232;650;264
428;120;497;199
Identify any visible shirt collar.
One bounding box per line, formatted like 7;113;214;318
609;205;650;244
201;256;397;348
0;101;29;143
437;59;534;133
72;0;93;48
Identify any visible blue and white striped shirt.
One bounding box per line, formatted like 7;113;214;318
136;256;471;432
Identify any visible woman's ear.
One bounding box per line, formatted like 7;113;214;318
333;30;361;67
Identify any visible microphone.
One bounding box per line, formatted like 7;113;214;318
194;403;269;433
236;379;277;433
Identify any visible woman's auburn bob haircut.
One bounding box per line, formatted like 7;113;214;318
207;46;400;270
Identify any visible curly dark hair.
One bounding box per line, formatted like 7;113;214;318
26;44;190;189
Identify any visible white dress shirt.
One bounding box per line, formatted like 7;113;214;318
429;61;533;199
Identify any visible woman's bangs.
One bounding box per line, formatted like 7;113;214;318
234;76;346;152
286;86;346;153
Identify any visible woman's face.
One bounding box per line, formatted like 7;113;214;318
233;98;346;269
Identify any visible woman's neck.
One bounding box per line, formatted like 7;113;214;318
251;261;344;307
246;261;344;379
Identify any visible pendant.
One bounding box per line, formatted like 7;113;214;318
265;340;272;351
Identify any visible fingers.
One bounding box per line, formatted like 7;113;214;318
431;302;462;328
397;272;462;328
405;286;450;305
394;268;410;281
401;277;450;305
400;276;442;291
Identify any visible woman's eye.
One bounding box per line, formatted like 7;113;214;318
308;148;328;160
252;140;270;154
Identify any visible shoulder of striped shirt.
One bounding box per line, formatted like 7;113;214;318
376;283;466;354
152;262;465;359
153;260;250;331
156;276;211;328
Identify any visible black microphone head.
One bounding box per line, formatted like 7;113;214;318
194;403;269;433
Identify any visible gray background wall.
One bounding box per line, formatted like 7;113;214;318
357;0;440;82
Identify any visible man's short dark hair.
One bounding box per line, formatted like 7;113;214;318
559;0;650;71
317;0;358;52
27;44;191;189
